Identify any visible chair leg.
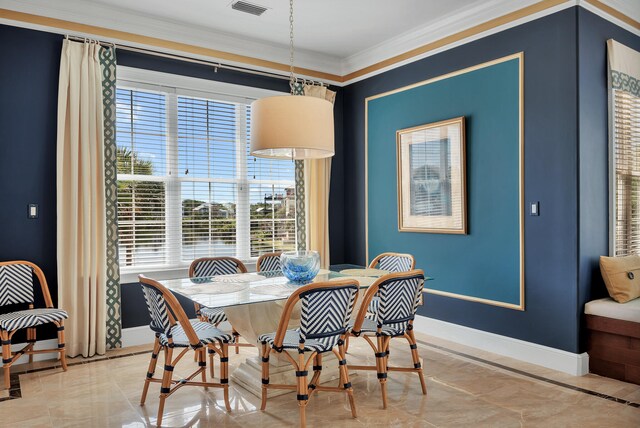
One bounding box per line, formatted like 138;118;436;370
57;321;67;371
296;353;309;428
156;346;174;427
232;329;240;354
260;343;270;411
308;353;322;395
220;342;231;412
407;330;427;395
338;341;357;418
198;348;207;387
376;335;389;409
141;338;162;405
1;331;11;390
208;348;216;379
27;328;35;363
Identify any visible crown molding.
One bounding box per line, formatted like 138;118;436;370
0;0;342;77
0;0;637;86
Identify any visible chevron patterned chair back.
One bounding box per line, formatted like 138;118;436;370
0;263;34;306
0;261;68;389
189;256;247;277
347;270;427;408
298;284;358;350
138;275;233;425
139;281;174;337
256;252;282;272
258;279;360;427
369;252;415;272
375;272;424;332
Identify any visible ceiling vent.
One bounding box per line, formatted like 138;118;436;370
231;1;268;16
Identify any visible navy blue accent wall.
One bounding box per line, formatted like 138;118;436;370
343;8;582;352
0;26;62;340
576;9;640;349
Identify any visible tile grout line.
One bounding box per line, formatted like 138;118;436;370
415;339;640;409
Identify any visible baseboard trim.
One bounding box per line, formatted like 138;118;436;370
10;339;60;364
121;325;156;347
413;315;589;376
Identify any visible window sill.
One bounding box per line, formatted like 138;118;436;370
119;260;258;284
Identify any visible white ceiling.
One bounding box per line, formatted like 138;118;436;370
87;0;481;58
1;0;639;82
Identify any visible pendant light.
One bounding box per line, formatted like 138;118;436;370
249;0;334;159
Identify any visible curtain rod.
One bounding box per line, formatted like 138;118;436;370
65;35;329;88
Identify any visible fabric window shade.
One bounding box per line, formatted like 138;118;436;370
608;40;640;256
115;83;296;270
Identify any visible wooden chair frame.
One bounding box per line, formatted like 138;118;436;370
0;260;67;389
139;275;231;427
188;257;252;356
256;251;282;273
368;252;416;270
346;270;427;409
260;279;359;428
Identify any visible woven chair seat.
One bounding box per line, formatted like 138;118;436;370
349;317;406;337
159;320;233;348
199;307;228;325
0;308;68;331
259;329;336;353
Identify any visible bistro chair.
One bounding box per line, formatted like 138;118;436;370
367;252;416;317
189;257;250;354
256;251;282;273
346;270;426;409
258;279;359;428
0;261;68;389
138;275;232;427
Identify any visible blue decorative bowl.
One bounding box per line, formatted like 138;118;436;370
281;251;320;283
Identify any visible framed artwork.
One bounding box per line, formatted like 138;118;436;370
396;116;467;234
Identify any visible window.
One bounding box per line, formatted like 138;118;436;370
115;70;296;270
612;88;640;256
609;40;640;256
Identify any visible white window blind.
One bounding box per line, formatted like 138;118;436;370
115;81;296;270
612;89;640;256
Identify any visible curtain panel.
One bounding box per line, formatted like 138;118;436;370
608;39;640;97
57;39;121;357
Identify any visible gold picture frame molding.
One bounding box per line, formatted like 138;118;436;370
365;52;525;311
396;116;468;234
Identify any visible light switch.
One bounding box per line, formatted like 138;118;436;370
28;204;38;219
530;202;539;216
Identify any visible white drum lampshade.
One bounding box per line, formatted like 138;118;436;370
250;95;334;159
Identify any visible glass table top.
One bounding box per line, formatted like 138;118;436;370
158;268;431;310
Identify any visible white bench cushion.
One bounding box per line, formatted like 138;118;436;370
585;297;640;323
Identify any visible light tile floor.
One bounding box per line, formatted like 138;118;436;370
1;332;638;427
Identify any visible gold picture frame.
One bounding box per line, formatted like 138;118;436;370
396;117;467;234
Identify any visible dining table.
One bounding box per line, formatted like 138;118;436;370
156;265;429;397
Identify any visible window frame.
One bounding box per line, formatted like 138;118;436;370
116;67;288;281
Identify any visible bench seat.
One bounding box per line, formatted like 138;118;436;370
585;298;640;385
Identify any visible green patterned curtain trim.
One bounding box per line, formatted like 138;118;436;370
100;46;122;349
611;70;640;97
